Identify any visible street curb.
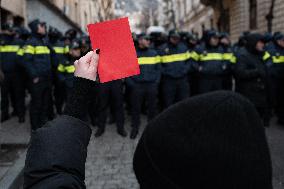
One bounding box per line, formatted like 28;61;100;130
0;150;27;189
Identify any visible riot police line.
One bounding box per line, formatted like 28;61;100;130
1;19;284;139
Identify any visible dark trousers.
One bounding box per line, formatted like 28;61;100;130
223;74;233;91
270;77;284;123
161;76;189;109
97;80;124;130
54;79;65;115
130;82;158;129
54;78;74;115
188;73;199;96
198;76;224;94
29;78;51;130
1;73;25;117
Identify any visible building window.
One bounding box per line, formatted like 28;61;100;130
249;0;257;29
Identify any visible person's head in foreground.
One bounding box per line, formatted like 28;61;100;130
133;91;272;189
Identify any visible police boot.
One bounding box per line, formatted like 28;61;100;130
130;128;139;139
95;128;105;137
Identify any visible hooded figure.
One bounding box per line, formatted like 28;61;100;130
22;19;52;130
234;33;271;127
133;91;272;189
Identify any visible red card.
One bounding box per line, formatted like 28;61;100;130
87;17;140;83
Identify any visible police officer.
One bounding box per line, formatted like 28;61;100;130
235;33;271;127
22;19;52;130
64;29;77;46
80;35;91;56
14;27;31;123
127;33;161;139
196;30;227;94
0;23;24;122
49;27;68;115
159;29;190;108
185;33;199;96
266;32;284;125
56;39;79;109
219;32;236;91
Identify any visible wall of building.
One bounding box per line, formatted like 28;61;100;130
1;0;26;18
226;0;284;42
26;0;77;33
177;0;215;37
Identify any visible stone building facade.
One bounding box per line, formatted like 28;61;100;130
157;0;216;37
1;0;115;33
201;0;284;41
158;0;284;41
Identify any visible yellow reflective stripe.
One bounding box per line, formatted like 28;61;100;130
23;45;35;54
65;65;75;73
17;48;24;56
35;46;50;54
53;47;65;54
272;56;284;64
190;51;199;61
161;52;189;63
57;64;65;72
138;56;161;65
199;53;223;61
223;53;237;64
0;45;20;52
263;51;270;61
231;56;237;64
64;46;70;53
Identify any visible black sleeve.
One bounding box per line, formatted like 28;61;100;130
64;77;96;121
234;54;259;80
24;116;92;189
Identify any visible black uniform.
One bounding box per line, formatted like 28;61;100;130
159;42;190;108
53;42;70;114
22;20;52;130
196;32;228;94
0;33;25;122
127;46;161;133
185;34;199;96
266;35;284;125
235;33;271;126
96;80;126;136
221;43;236;91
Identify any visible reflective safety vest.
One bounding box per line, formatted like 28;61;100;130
272;56;284;63
17;48;24;56
138;56;161;65
189;51;199;61
223;53;237;64
57;63;75;73
161;52;190;63
0;45;20;53
199;53;223;61
53;46;69;54
23;45;51;54
263;51;271;61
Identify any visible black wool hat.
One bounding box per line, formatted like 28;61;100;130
133;91;272;189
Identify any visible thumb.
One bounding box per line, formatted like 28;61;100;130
89;50;99;70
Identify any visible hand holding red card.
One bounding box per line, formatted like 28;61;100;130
87;17;140;83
